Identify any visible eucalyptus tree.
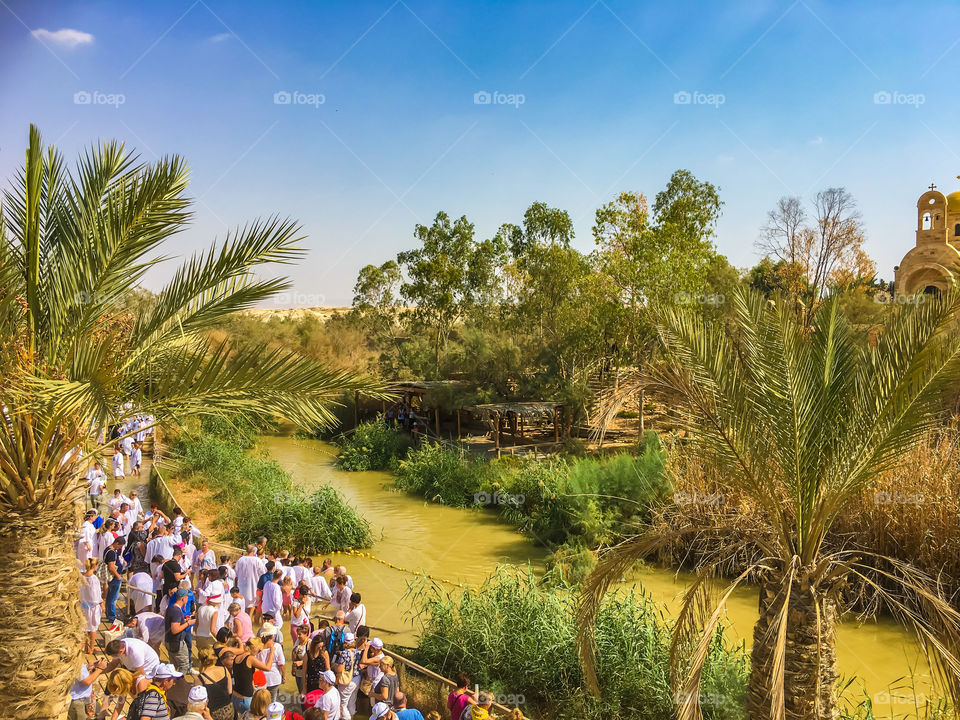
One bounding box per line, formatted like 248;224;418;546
0;126;385;720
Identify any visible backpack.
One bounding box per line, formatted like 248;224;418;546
326;626;345;657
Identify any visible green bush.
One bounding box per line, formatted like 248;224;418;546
408;566;748;720
336;420;410;471
394;442;491;506
172;426;372;554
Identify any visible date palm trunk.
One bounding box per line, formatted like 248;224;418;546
748;568;839;720
0;496;84;720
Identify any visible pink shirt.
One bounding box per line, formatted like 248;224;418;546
233;610;254;643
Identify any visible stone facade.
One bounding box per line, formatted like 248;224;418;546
894;186;960;294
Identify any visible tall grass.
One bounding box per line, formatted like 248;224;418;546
335;420;410;471
407;566;748;720
394;441;494;506
171;419;372;553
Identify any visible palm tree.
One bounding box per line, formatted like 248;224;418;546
577;287;960;720
0;126;387;720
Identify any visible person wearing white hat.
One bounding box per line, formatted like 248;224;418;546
257;623;286;701
196;592;223;652
127;663;181;720
265;701;285;720
369;701;396;720
335;631;362;719
172;685;209;720
319;669;342;720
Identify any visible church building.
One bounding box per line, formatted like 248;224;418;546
894;183;960;294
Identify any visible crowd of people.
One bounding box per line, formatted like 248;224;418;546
71;427;512;720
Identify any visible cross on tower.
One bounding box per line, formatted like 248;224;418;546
930;183;938;190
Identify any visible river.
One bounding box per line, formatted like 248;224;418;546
261;434;933;707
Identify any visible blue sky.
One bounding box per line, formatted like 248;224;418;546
2;0;960;305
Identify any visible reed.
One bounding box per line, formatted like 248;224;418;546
335;420;410;471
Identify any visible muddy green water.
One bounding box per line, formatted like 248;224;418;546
262;434;933;706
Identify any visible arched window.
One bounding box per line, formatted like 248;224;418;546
923;212;932;230
925;285;942;297
953;223;959;236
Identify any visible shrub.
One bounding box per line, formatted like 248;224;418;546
408;566;748;720
394;442;491;506
172;427;372;554
336;420;409;471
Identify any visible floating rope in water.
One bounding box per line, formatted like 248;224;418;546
332;548;469;589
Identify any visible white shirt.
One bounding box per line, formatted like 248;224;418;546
120;638;160;678
129;572;154;612
107;493;129;512
135;612;166;646
346;603;366;633
261;580;283;617
310;573;332;601
320;686;342;720
122;436;133;454
69;664;93;701
257;644;285;687
131;447;142;467
87;468;105;495
112;453;125;477
194;549;216;571
78;521;96;562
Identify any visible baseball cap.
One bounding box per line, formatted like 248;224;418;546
370;701;391;720
85;510;97;518
153;663;183;680
370;637;384;649
344;632;355;643
266;702;284;720
176;589;189;599
187;686;208;703
322;670;337;684
304;689;324;708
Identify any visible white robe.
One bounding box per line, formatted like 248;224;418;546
235;554;266;605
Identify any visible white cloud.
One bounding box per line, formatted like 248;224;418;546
209;32;234;43
807;135;824;146
31;28;94;49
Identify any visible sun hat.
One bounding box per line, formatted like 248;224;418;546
266;702;284;719
370;701;391;720
370;637;384;649
187;686;208;703
259;622;277;637
153;663;183;680
322;670;337;684
344;632;355;643
304;689;324;708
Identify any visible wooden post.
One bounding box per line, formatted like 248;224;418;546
519;414;524;439
456;409;461;439
554;407;559;443
435;407;440;437
354;390;359;428
495;413;501;455
381;399;387;416
638;389;645;439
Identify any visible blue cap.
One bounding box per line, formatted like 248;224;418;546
176;588;189;599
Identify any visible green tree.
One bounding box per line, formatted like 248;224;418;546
397;211;505;374
578;287;960;720
0;126;385;720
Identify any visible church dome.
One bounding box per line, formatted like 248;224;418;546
947;191;960;212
